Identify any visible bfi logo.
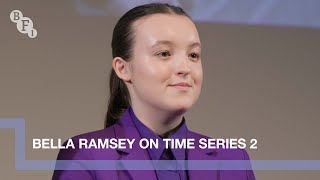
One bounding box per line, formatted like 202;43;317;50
10;10;37;38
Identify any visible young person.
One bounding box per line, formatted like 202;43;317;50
53;3;255;180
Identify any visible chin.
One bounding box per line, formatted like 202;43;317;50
168;100;194;113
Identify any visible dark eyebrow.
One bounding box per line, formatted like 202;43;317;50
151;40;201;49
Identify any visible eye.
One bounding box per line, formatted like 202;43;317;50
156;50;171;58
189;52;200;60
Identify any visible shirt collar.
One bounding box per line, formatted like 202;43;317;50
129;106;188;160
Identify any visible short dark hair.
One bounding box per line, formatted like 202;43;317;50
105;3;191;127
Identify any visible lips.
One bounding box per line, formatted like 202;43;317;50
169;82;192;87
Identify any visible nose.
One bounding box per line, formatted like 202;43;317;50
176;55;191;76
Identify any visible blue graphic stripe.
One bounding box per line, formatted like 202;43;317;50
1;118;320;170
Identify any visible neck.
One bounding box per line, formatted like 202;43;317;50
131;104;185;137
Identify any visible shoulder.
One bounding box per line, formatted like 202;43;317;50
52;126;119;179
55;126;117;160
187;130;256;179
70;126;115;141
187;130;210;139
188;130;252;160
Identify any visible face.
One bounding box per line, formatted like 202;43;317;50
127;14;203;113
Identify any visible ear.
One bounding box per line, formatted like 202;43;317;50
112;57;131;82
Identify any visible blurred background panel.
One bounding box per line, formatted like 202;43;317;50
73;0;320;28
